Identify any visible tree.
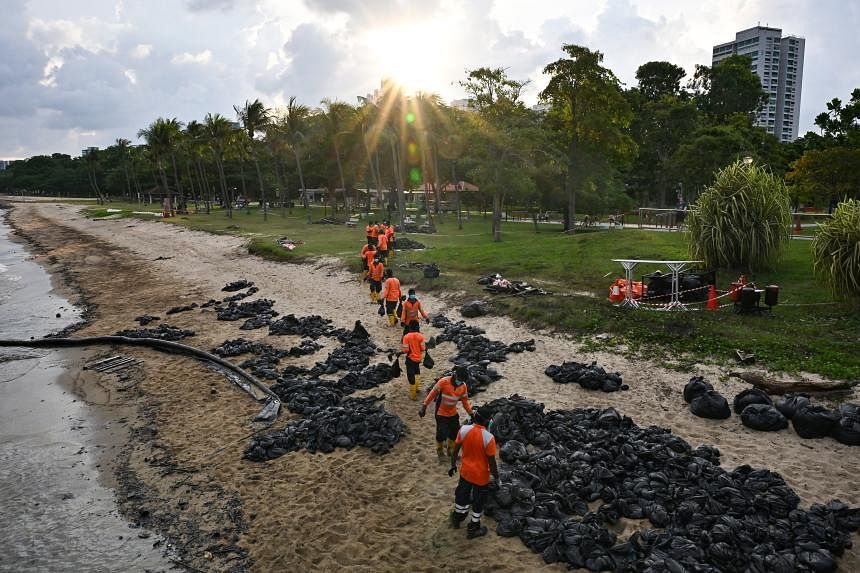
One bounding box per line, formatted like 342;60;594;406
690;55;768;123
635;61;687;101
320;99;357;214
84;149;107;204
114;138;133;201
204;113;236;217
282;97;312;223
540;45;636;232
460;67;541;241
812;199;860;305
234;99;271;219
786;147;860;207
137;118;180;213
813;88;860;148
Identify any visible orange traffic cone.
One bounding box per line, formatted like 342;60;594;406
706;285;718;311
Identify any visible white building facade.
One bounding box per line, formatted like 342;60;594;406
712;26;805;142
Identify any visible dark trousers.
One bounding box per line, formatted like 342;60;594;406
385;300;398;315
453;477;488;525
369;279;382;293
367;237;373;246
435;414;460;442
405;357;420;385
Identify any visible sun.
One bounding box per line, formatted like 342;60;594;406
365;23;446;94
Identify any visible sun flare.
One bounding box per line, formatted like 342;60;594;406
365;23;446;94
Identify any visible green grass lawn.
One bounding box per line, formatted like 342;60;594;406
85;203;860;380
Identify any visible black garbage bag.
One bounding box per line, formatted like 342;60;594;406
792;404;840;439
377;303;385;316
734;388;773;414
222;279;254;292
740;404;789;431
774;393;812;419
460;300;489;318
689;390;731;419
134;314;160;325
797;548;837;572
423;263;440;278
831;415;860;446
499;440;528;463
115;324;195;341
683;376;714;403
496;518;525;537
391;358;402;378
423;351;435;369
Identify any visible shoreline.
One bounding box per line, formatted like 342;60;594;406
4;200;859;572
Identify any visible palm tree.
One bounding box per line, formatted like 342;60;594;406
137;118;176;213
235;99;271;220
204;113;237;218
84;149;106;204
282;96;312;223
185;120;212;213
357;96;385;213
320;99;357;213
115;138;133;202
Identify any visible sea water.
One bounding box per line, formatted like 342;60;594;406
0;209;171;572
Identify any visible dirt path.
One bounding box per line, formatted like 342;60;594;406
8;202;859;572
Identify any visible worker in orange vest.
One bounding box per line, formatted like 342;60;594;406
367;256;385;302
360;243;373;274
369;221;380;246
400;288;429;334
376;228;389;263
380;268;402;327
365;222;374;246
385;220;395;257
400;321;426;400
447;406;499;539
420;365;474;460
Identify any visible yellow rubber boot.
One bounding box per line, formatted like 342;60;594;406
410;374;421;401
388;313;397;327
369;291;375;302
446;439;456;456
436;441;446;460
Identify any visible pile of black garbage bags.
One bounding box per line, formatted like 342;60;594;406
244;396;406;459
115;324;195;341
216;299;279;330
393;237;425;250
481;394;860;572
544;361;627;392
222;279;254;292
477;273;552;296
427;315;535;394
683;377;860;445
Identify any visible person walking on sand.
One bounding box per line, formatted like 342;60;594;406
368;256;385;302
400;288;429;334
447;406;499;539
420;365;474;460
360;243;373;274
376;227;389;263
385;220;396;258
380;268;401;327
400;321;426;400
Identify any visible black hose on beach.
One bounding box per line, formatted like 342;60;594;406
0;336;281;421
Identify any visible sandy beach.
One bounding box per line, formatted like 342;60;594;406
5;200;859;572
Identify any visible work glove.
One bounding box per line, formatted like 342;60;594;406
448;464;458;477
418;406;427;418
378;300;384;305
425;318;430;324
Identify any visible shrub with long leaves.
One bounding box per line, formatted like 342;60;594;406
686;160;791;270
812;199;860;304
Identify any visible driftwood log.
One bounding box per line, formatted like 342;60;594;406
0;336;280;421
729;370;858;395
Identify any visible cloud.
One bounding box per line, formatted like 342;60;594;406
186;0;236;12
130;44;152;59
171;49;213;65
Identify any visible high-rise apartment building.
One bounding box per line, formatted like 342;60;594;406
712;26;805;142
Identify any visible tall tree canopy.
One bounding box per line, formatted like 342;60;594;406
690;55;768;122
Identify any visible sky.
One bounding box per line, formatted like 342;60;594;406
1;0;857;159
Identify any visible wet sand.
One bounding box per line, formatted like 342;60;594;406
4;200;859;572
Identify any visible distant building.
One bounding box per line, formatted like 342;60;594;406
0;160;11;171
712;26;805;142
450;98;476;112
81;146;99;156
531;102;550;114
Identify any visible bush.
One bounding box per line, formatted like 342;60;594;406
812;199;860;304
686;160;791;270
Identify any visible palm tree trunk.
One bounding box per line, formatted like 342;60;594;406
185;161;199;213
389;138;405;224
294;148;309;223
212;150;230;218
238;160;250;215
171;153;185;213
254;157;266;221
